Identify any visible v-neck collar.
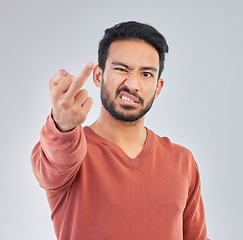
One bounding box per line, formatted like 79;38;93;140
83;126;155;169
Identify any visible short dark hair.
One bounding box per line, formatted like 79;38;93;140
98;21;169;79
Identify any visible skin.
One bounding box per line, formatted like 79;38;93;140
50;63;95;132
49;40;164;158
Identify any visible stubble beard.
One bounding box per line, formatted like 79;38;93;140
100;79;155;122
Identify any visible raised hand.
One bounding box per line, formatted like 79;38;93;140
49;62;95;132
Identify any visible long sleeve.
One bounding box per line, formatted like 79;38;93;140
183;159;209;240
31;114;87;191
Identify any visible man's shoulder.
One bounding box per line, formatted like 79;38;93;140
148;128;194;160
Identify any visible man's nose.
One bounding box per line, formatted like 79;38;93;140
124;71;141;91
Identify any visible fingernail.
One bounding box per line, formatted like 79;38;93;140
87;62;95;69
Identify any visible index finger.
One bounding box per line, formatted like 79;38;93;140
66;62;95;97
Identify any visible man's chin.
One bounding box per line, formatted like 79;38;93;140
110;109;145;122
120;105;137;110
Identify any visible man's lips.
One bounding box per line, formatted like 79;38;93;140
116;87;144;105
119;91;140;103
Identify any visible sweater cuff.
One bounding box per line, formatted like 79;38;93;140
43;112;81;142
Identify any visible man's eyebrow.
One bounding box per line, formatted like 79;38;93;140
111;61;131;69
111;61;158;72
140;66;158;72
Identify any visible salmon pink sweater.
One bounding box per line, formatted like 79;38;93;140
31;115;209;240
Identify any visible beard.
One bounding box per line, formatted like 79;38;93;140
100;79;155;122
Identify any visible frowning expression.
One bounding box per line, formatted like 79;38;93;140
95;40;164;122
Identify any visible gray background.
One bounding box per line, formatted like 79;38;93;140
1;0;242;239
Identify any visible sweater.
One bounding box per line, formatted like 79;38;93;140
31;115;209;240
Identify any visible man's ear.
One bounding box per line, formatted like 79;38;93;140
154;78;164;99
93;65;103;88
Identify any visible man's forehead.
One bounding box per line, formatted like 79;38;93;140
108;40;158;55
106;40;159;69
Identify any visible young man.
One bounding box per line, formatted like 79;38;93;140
31;21;209;239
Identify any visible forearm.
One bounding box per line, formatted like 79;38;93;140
31;114;87;190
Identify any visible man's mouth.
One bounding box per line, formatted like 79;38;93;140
121;95;135;102
119;91;140;104
121;94;138;103
116;87;143;105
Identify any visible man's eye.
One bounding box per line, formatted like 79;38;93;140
142;72;153;78
115;67;126;72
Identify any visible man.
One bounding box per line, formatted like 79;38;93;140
31;21;209;239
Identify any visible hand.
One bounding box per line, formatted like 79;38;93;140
49;62;95;132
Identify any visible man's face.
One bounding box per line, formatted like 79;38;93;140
95;40;163;122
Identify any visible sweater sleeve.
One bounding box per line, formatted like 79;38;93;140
183;158;209;240
31;114;87;191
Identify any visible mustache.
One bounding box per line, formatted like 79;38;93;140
116;87;144;105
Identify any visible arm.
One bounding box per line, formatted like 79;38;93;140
183;160;209;240
31;114;87;190
31;62;95;190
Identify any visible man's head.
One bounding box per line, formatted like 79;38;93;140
98;21;169;79
93;21;169;122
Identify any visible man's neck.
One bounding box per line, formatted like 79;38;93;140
89;108;147;158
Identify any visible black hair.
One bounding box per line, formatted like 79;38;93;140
98;21;169;79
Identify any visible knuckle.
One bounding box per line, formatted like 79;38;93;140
78;111;87;122
49;77;56;87
69;74;75;80
59;69;68;75
71;80;79;88
68;76;74;85
80;89;88;96
59;99;69;109
50;90;58;100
